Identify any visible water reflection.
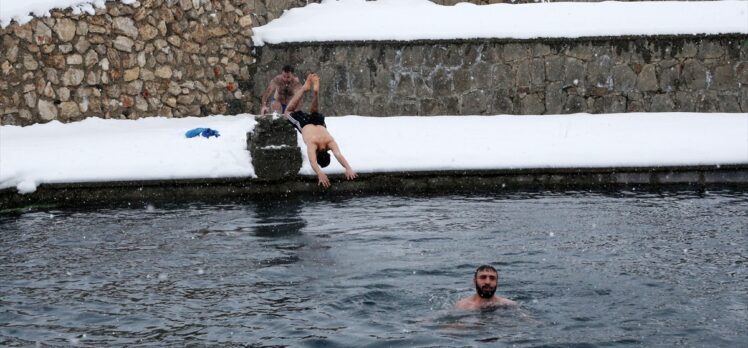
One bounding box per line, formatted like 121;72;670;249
253;199;307;238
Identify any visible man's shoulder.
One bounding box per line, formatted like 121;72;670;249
493;296;517;306
454;296;478;310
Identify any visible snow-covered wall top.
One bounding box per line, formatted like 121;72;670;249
251;0;748;46
0;0;139;28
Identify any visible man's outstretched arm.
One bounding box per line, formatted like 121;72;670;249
329;141;357;180
306;145;330;187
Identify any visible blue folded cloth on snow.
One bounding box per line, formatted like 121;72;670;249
185;127;220;138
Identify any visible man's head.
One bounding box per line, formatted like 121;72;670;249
316;150;331;168
473;265;498;299
281;65;295;82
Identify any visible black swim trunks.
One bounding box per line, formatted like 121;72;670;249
286;111;326;132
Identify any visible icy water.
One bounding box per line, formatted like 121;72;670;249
1;190;746;347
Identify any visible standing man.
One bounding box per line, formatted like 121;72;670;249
455;265;517;310
260;65;302;115
284;73;357;188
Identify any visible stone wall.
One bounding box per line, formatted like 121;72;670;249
2;0;743;125
253;36;748;116
0;0;257;126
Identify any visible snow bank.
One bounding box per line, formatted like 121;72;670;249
252;0;748;45
0;0;137;28
3;113;746;194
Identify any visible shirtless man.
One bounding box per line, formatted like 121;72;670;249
260;65;302;115
284;73;357;188
455;265;517;310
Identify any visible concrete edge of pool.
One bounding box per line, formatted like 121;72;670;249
1;164;747;211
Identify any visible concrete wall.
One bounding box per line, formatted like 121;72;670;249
253;36;748;116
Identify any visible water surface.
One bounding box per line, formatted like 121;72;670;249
1;190;746;347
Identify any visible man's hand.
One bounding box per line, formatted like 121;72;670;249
318;172;330;188
345;169;357;181
260;105;268;115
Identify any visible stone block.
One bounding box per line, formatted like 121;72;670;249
650;94;675;112
491;92;514;115
431;67;453;97
61;69;85;86
611;64;637;94
468;62;491;90
681;59;707;90
563;58;587;86
713;65;737;90
114;36;135;52
503;43;528;62
492;64;513;90
249;116;302;180
703;170;748;183
658;61;681;93
716;94;741;113
34;22;53;45
66;54;83;65
452;69;472;93
530;59;545;87
699;42;725;59
59;101;81;120
139;25;159;41
637;64;658;92
461;90;489;115
545;56;564;82
54;18;76;42
545;82;565;114
37;99;58;121
520;93;545;115
562;95;585;114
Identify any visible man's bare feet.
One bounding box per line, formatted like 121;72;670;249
302;75;313;91
311;74;320;93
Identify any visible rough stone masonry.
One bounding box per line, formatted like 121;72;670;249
0;0;257;126
253;36;748;116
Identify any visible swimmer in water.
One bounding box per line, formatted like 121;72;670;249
455;265;516;310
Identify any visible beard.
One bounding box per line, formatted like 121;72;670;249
475;281;496;299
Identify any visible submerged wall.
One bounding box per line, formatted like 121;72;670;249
253;36;748;116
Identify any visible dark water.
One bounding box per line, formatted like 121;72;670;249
1;190;746;347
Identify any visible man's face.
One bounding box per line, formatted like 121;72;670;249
474;270;497;299
281;71;294;82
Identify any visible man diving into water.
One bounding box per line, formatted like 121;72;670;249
283;73;357;188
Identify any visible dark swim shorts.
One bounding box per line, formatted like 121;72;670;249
286;111;326;132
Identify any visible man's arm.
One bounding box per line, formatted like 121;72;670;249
306;144;330;187
328;141;357;180
260;79;279;115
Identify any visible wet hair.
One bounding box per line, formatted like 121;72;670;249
316;150;331;168
282;65;294;73
474;265;497;278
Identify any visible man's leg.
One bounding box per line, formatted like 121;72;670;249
285;75;312;113
310;74;320;114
